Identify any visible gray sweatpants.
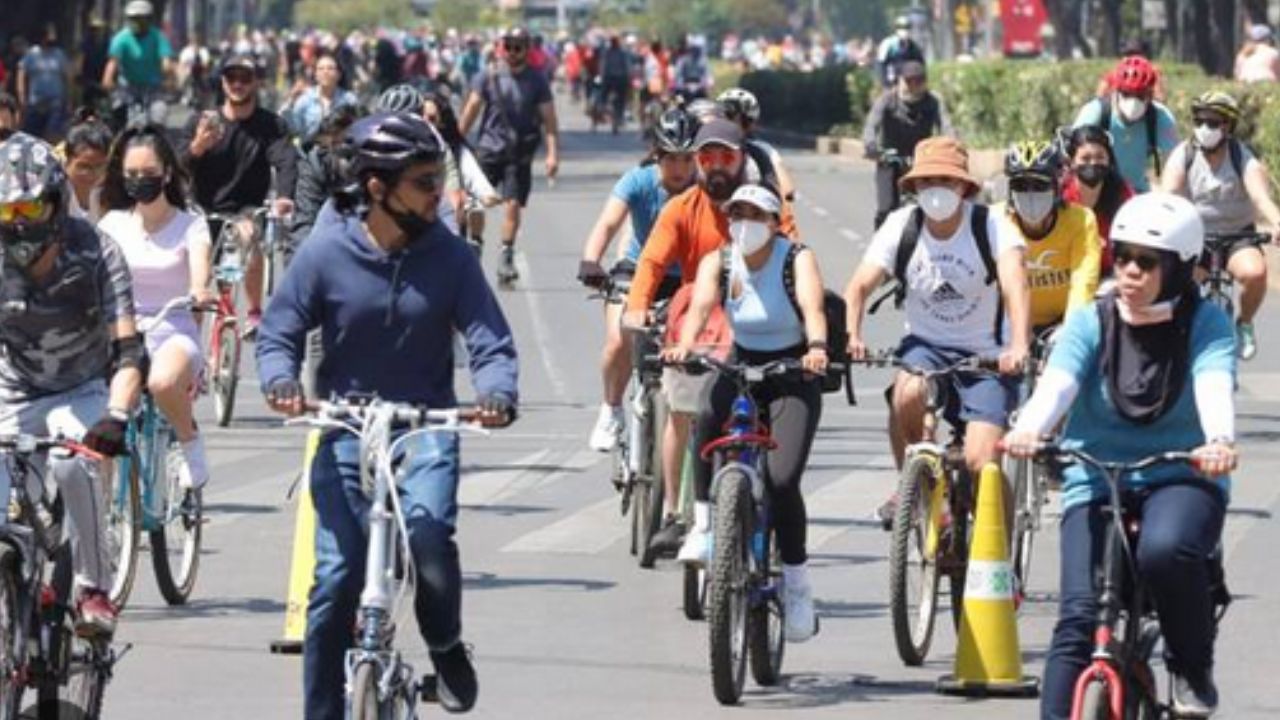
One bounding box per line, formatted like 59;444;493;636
0;381;112;591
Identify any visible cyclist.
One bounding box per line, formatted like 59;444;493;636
1161;91;1280;361
0;132;145;636
1004;193;1236;720
101;0;173;131
997;140;1100;332
459;26;560;285
376;84;462;236
98;124;214;490
672;44;710;101
875;16;925;90
60;114;112;224
579;109;697;549
1060;124;1132;277
862;60;953;229
663;184;827;641
256;112;519;718
842;137;1029;526
181;52;297;339
1072;55;1177;193
718;87;797;202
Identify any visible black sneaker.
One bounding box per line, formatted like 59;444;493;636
497;247;518;284
1171;670;1218;718
648;514;685;557
430;643;478;713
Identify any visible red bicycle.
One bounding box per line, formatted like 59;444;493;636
203;212;250;427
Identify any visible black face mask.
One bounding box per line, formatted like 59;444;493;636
1;220;58;269
124;176;165;204
381;194;433;240
1075;163;1108;189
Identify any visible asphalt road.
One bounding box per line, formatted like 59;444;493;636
99;98;1280;719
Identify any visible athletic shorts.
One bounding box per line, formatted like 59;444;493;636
480;158;534;207
892;335;1017;428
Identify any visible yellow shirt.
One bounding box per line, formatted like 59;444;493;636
996;201;1101;328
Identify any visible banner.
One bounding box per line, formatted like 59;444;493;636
1000;0;1048;57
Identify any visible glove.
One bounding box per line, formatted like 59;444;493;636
84;414;129;457
266;377;305;415
476;394;516;428
577;260;608;289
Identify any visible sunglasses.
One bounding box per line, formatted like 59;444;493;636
402;171;444;193
697;147;739;166
1193;117;1224;130
1112;243;1161;272
1009;178;1053;193
223;71;255;85
0;199;46;224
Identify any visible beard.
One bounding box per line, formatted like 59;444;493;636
702;169;740;202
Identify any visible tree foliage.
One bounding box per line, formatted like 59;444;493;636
293;0;415;32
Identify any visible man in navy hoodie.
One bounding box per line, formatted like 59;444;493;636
256;112;518;717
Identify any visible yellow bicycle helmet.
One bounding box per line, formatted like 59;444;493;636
1191;91;1241;127
1004;139;1061;182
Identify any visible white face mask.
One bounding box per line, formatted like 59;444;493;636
1116;96;1148;123
1194;125;1224;150
1012;190;1056;227
917;186;962;222
730;219;772;256
896;29;910;40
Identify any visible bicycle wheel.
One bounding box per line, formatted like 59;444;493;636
888;453;943;666
748;538;784;687
683;564;707;621
212;320;240;427
62;638;108;720
105;454;142;609
1005;452;1036;597
637;392;668;569
708;468;751;705
0;547;23;719
1205;287;1234;319
150;437;202;605
349;661;380;720
1077;677;1112;720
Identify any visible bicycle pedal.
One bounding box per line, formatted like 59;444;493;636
419;674;439;703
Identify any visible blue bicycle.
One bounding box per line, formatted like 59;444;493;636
111;296;206;607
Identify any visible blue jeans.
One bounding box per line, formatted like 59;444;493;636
1040;482;1226;720
303;430;463;720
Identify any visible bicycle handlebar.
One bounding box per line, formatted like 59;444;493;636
0;434;103;463
997;439;1198;475
1204;231;1270;244
136;295;218;334
303;399;484;427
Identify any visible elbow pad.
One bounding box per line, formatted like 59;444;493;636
111;335;149;377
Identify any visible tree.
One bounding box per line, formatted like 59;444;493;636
726;0;787;36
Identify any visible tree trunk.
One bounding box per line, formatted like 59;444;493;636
1190;0;1218;75
1099;0;1122;56
1210;0;1236;77
1242;0;1267;24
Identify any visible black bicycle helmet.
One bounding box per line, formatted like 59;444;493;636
653;108;697;154
376;84;426;116
342;112;443;179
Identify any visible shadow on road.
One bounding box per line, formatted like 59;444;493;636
463;571;614;592
460;504;553;516
125;596;285;621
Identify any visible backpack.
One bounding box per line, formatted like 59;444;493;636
869;204;1003;344
679;59;704;85
1096;96;1163;177
1181;137;1246;179
721;243;849;394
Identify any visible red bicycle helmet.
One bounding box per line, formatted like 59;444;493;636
1112;56;1157;95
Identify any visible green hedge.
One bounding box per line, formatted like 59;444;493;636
743;59;1280;177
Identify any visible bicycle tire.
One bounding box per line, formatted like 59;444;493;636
213;321;240;427
708;468;751;705
62;638;108;720
638;393;668;569
683;564;707;621
1077;677;1113;720
106;454;142;610
0;547;23;719
748;539;784;687
349;661;380;720
1006;452;1035;597
888;453;942;666
948;506;970;632
150;438;202;605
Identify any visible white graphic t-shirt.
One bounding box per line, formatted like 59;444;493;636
864;202;1024;355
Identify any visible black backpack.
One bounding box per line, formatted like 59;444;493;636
1095;96;1163;177
1181;137;1247;179
869;204;1003;344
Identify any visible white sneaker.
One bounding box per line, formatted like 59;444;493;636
677;526;711;566
783;565;817;643
588;404;623;452
178;435;210;490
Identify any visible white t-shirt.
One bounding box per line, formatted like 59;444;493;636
98;208;211;316
864;202;1025;355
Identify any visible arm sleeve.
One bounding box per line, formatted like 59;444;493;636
863;208;904;272
625;200;682;312
108;33;123;60
454;250;520;404
861;93;887;149
268;115;299;200
1012;367;1081;435
1067;209;1102;313
1156;106;1180;154
97;233;136;324
255;228;322;389
1194;372;1235;442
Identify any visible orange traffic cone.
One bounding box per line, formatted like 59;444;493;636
936;462;1039;697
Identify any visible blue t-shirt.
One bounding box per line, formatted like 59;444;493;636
19;46;69;104
1072;98;1178;193
612;164;676;270
108;28;173;89
1049;300;1235;510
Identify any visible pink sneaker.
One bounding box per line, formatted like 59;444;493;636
76;589;118;637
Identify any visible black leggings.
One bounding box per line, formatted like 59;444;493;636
693;350;822;566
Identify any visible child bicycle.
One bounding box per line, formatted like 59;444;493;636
0;434;127;719
289;397;497;719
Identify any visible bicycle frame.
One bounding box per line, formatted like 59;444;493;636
117;396;172;534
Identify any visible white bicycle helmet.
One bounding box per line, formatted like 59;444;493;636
1109;192;1203;262
124;0;154;17
717;88;760;124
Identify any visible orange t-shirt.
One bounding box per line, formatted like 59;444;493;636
626;185;797;312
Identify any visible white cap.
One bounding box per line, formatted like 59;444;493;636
724;184;782;217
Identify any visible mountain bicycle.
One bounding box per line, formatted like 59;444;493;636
0;434;127;719
850;351;998;667
1021;442;1230;720
1200;231;1268;317
289;397;495;719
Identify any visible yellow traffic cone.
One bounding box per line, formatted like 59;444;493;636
937;462;1039;697
270;429;321;655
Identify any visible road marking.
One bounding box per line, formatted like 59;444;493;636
460;449;606;508
840;228;862;243
501;496;625;554
812;206;830;218
804;464;897;550
513;253;569;400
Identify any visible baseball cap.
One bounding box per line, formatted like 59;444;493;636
724;184;782;217
693;118;743;151
221;53;258;76
900;61;927;80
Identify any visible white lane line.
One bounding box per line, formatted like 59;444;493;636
839;228;862;243
458;449;556;506
513;252;569;400
804;462;897;551
501;496;625;554
812;206;830;218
